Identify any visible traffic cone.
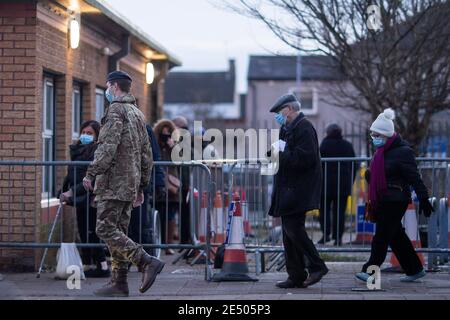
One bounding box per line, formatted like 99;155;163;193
389;201;425;271
241;190;254;237
213;191;226;244
212;193;258;282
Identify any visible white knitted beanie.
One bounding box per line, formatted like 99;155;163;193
370;108;396;137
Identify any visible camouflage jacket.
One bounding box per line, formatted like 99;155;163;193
86;94;152;202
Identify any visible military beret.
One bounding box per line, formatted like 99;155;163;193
107;70;133;83
270;93;299;113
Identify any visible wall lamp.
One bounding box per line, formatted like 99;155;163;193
146;62;155;84
69;17;80;49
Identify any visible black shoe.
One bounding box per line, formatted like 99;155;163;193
276;278;308;289
317;236;331;244
84;268;111;278
303;268;328;287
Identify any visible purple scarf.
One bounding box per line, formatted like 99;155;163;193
369;133;397;208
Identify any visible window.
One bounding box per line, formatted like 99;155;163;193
289;87;318;115
72;84;82;140
42;78;55;199
95;88;105;122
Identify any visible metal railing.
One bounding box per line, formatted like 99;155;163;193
0;157;449;279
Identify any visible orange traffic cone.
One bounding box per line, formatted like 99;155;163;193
241;190;254;237
212;193;258;282
389;201;425;270
213;191;226;244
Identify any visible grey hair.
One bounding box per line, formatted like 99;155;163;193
289;100;301;111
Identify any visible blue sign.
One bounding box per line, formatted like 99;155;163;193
357;205;376;234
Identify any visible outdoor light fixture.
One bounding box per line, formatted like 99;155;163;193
69;18;80;49
146;62;155;84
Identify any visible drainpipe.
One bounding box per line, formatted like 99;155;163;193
108;34;131;73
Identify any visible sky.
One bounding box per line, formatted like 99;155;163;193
104;0;296;93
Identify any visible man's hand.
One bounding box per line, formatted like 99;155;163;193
83;177;93;191
418;198;434;217
133;191;144;208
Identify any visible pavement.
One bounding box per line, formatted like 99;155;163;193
1;255;449;300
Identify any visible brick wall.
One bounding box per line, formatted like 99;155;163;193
0;1;156;271
0;2;38;270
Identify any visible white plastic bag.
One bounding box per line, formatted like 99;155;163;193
55;243;85;280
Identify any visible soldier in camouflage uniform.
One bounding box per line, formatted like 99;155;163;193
83;71;164;297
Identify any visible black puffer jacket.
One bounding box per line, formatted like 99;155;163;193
367;135;429;203
268;113;322;217
60;143;97;206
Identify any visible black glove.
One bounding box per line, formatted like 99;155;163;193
418;198;434;217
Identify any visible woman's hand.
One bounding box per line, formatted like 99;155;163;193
60;189;73;203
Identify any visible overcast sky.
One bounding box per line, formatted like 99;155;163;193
104;0;296;93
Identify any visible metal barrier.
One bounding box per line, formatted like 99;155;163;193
0;157;449;279
202;158;450;274
0;160;215;280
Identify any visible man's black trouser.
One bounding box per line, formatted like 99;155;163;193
362;201;423;276
76;204;106;266
282;212;328;284
319;193;349;242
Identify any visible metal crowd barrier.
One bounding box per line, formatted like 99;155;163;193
0;157;449;279
0;160;215;280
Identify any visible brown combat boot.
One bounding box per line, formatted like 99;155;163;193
93;269;129;297
138;253;165;293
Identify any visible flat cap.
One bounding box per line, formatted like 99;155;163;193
270;93;298;113
107;70;132;83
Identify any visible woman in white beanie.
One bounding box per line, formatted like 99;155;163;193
356;108;434;283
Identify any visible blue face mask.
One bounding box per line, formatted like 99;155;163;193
372;137;386;148
275;113;287;126
105;87;114;103
79;134;94;145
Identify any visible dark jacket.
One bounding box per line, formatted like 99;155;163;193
320;133;356;197
60;143;97;206
268;113;322;217
367;135;429;203
144;124;165;194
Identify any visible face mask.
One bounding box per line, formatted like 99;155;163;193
79;134;94;145
105;87;114;103
275;113;287;126
372;137;386;148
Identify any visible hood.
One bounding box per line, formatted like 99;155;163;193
111;93;137;105
153;119;180;145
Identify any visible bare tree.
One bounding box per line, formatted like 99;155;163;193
218;0;450;150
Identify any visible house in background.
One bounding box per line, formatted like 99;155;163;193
164;60;244;128
246;55;370;155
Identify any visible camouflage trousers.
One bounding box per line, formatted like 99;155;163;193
96;200;145;271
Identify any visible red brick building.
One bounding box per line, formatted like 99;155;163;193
0;0;180;270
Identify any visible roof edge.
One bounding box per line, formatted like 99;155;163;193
84;0;182;67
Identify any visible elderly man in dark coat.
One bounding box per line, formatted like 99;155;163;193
268;93;328;288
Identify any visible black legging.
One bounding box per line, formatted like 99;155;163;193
76;204;106;266
362;201;423;276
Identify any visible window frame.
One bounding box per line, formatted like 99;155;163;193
42;77;55;200
72;83;82;140
95;87;105;123
289;87;318;116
